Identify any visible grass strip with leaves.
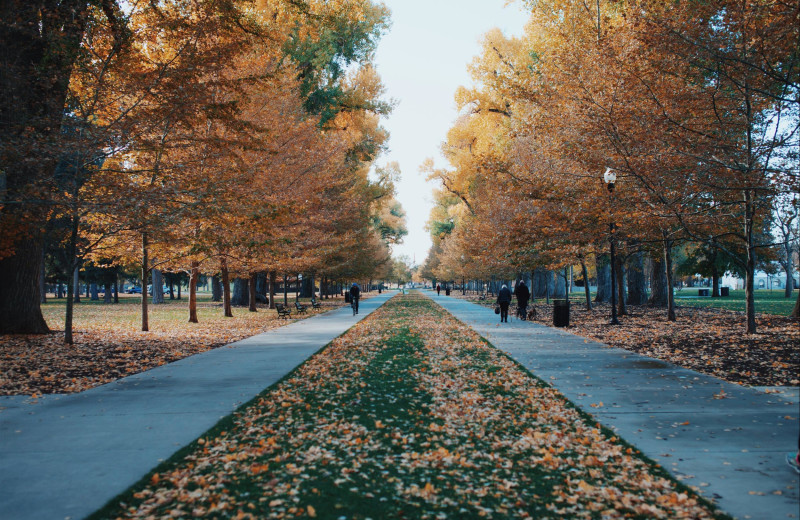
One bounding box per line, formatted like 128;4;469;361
90;292;730;520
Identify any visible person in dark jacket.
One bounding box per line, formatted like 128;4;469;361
349;283;361;315
514;280;530;320
497;284;512;322
436;283;441;296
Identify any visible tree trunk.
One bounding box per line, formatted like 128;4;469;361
188;261;199;323
744;189;757;333
712;267;721;297
0;4;88;335
73;266;81;303
248;273;258;312
649;254;668;307
784;265;794;298
231;278;248;306
268;271;277;309
65;269;76;345
151;269;164;304
211;275;222;302
221;257;233;317
89;283;98;301
626;251;647;305
594;256;611;303
792;289;799;318
663;235;676;322
283;273;288;306
103;282;112;304
141;233;149;332
39;247;47;304
615;256;627;316
580;258;592;310
114;272;120;303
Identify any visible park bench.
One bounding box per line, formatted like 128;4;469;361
294;301;307;314
310;298;322;310
275;303;291;319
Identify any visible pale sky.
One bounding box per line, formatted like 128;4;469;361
373;0;528;266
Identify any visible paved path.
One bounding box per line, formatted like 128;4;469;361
0;292;394;520
426;291;799;520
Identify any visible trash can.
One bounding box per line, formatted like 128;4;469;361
553;299;570;327
344;292;351;303
720;287;729;297
698;288;709;296
445;288;451;296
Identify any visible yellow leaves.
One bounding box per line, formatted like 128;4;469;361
307;504;317;517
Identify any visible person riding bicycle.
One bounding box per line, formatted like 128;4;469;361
349;283;361;315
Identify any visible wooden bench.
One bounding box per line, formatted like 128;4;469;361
275;303;291;319
294;301;307;314
310;298;321;310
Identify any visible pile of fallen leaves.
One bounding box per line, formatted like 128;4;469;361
456;293;799;388
0;298;346;396
91;293;728;520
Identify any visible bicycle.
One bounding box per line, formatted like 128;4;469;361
351;297;359;315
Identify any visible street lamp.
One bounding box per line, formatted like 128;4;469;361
604;168;620;325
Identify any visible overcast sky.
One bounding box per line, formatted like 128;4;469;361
372;0;528;266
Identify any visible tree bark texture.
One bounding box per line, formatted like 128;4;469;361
141;233;149;332
0;1;90;335
232;278;248;306
221;258;232;317
248;273;258;312
39;248;47;304
594;256;611;303
0;238;50;333
188;261;199;323
151;269;164;304
211;275;222;302
663;237;676;322
73;266;81;303
626;251;647;305
103;282;112;304
269;271;277;308
648;254;668;307
615;257;627;316
579;259;592;310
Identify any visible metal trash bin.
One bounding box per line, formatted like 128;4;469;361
445;288;451;296
720;287;729;297
553;299;570;327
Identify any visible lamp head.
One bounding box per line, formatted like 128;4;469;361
604;168;616;193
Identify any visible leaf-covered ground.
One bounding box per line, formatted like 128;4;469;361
90;293;729;520
0;296;347;396
456;294;799;388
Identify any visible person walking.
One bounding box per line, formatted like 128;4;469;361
349;282;361;315
436;283;441;296
514;280;530;320
497;284;512;323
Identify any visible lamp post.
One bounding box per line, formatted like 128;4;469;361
604;168;620;325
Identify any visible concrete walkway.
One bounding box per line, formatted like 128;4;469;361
426;291;799;520
0;292;395;520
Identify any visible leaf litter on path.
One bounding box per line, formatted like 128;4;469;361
91;293;729;520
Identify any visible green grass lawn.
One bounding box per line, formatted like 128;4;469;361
674;289;796;316
564;288;795;316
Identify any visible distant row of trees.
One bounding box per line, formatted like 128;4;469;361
0;0;406;342
420;0;798;331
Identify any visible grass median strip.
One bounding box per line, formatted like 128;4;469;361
92;292;730;519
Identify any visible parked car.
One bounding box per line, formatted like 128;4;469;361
147;285;170;295
125;286;142;294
